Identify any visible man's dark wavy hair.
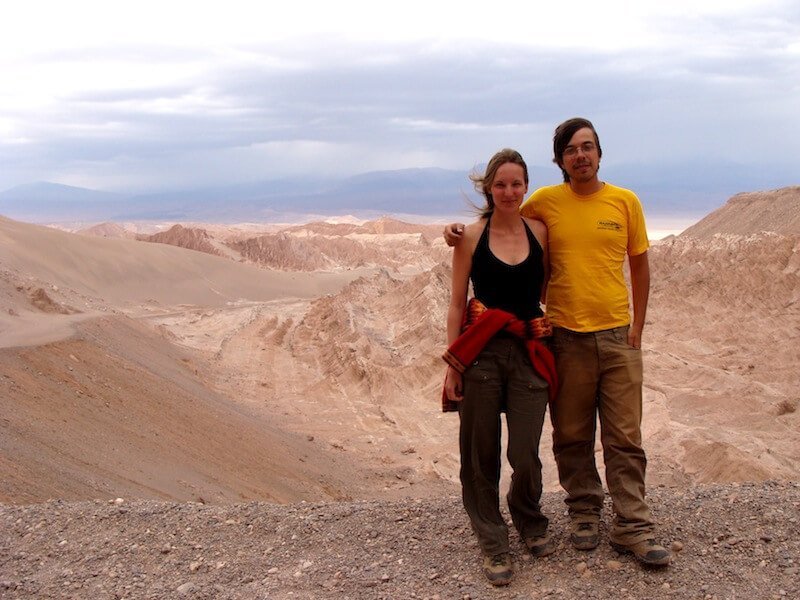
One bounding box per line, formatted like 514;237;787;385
553;117;602;182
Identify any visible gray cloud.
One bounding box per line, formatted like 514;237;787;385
1;25;798;198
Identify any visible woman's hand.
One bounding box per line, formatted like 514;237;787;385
444;366;464;402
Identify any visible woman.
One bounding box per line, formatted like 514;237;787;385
443;148;557;587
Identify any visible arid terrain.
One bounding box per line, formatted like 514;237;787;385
1;187;799;599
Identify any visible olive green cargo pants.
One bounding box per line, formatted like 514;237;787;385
459;335;550;555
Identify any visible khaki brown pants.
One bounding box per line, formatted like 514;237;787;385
550;325;655;545
458;335;550;556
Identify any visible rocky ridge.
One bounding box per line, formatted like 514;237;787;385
137;225;224;257
680;186;800;239
126;217;452;273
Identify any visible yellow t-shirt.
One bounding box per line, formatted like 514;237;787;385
519;182;649;332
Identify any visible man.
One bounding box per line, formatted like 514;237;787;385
444;117;670;566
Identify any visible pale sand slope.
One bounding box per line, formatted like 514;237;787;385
0;215;400;504
0;316;375;504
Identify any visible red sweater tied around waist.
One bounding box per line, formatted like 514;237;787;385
441;298;558;412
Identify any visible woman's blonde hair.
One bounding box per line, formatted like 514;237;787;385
468;148;529;218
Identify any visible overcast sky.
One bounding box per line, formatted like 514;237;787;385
1;0;798;202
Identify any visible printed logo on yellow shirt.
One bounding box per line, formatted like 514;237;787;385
597;220;622;231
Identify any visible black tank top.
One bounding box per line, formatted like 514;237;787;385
470;213;545;320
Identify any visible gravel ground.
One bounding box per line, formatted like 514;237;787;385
1;481;799;600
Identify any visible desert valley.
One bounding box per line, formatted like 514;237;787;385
1;187;799;599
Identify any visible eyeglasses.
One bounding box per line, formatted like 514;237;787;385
563;142;597;158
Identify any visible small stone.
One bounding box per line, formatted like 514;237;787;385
176;582;194;595
302;560;312;569
662;582;671;589
575;562;588;574
606;560;623;571
189;561;202;572
113;498;124;505
671;541;684;552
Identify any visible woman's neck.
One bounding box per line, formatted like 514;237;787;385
490;210;521;232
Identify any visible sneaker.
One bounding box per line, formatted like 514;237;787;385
611;539;671;566
570;521;599;550
525;533;556;557
482;552;513;586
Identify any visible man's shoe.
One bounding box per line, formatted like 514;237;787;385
482;552;513;586
611;539;671;566
525;533;556;557
570;521;599;550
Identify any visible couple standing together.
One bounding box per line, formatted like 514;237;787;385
442;117;670;587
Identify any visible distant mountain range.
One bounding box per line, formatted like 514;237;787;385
0;170;481;223
0;163;795;223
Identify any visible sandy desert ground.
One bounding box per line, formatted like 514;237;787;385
1;187;799;598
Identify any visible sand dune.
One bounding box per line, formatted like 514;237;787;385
0;313;377;504
0;216;368;309
0;215;372;345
